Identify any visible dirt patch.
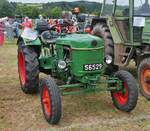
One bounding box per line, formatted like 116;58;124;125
0;43;150;131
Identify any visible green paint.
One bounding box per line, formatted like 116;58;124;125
143;19;150;44
37;32;123;95
23;38;41;46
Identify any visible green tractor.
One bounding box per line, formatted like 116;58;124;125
17;22;138;124
92;0;150;100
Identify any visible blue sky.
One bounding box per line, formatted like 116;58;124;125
8;0;102;3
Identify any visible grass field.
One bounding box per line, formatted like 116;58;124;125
0;42;150;131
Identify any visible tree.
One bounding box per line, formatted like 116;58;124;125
51;7;62;18
78;5;86;13
15;5;41;18
42;8;52;18
0;0;15;17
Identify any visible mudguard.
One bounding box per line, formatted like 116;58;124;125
17;28;41;46
17;36;41;46
23;37;41;46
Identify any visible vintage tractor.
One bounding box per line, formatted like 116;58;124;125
17;23;138;124
92;0;150;100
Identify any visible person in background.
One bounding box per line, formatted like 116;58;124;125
48;18;55;26
39;14;43;21
12;19;20;38
0;17;8;46
0;17;8;23
5;18;14;41
22;17;33;29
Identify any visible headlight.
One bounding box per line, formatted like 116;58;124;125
58;60;66;69
105;55;113;64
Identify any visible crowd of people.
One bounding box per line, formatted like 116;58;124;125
0;16;35;46
0;8;93;46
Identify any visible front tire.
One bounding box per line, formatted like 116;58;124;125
40;76;62;124
111;70;138;112
138;57;150;100
18;41;39;94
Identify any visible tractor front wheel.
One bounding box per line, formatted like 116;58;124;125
40;76;62;124
111;70;138;112
138;57;150;100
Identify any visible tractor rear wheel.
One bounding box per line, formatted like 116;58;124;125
111;70;138;112
93;23;118;74
40;76;62;124
138;57;150;100
18;41;39;94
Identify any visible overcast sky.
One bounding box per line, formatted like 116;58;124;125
8;0;102;3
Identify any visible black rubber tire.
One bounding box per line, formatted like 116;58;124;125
111;70;138;112
138;57;150;100
93;23;118;74
18;41;39;94
40;76;62;124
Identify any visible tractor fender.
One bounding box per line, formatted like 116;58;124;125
135;45;150;66
17;36;41;46
91;17;107;28
17;36;23;45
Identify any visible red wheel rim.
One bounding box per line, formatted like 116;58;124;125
18;50;26;85
42;86;51;116
113;82;129;106
140;68;150;95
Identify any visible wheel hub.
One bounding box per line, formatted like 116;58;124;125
18;50;26;85
113;82;129;106
42;86;51;116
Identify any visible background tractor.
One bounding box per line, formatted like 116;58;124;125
92;0;150;100
17;22;138;124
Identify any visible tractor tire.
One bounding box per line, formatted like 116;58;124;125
138;57;150;100
40;76;62;124
18;41;39;94
111;70;138;112
93;23;118;74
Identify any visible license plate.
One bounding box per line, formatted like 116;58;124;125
83;64;103;71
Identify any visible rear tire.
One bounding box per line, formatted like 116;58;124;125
93;23;118;74
40;76;62;124
18;41;39;94
138;57;150;100
111;70;138;112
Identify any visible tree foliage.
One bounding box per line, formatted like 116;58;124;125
15;5;40;18
0;1;102;18
0;0;16;17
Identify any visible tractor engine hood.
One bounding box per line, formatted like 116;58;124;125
56;33;103;48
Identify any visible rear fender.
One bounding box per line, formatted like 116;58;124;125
17;36;41;46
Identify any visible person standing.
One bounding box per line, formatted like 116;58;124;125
0;22;5;46
22;17;33;29
12;19;20;38
5;19;14;41
0;17;8;46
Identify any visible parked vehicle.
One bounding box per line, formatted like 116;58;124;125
17;22;138;124
92;0;150;99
